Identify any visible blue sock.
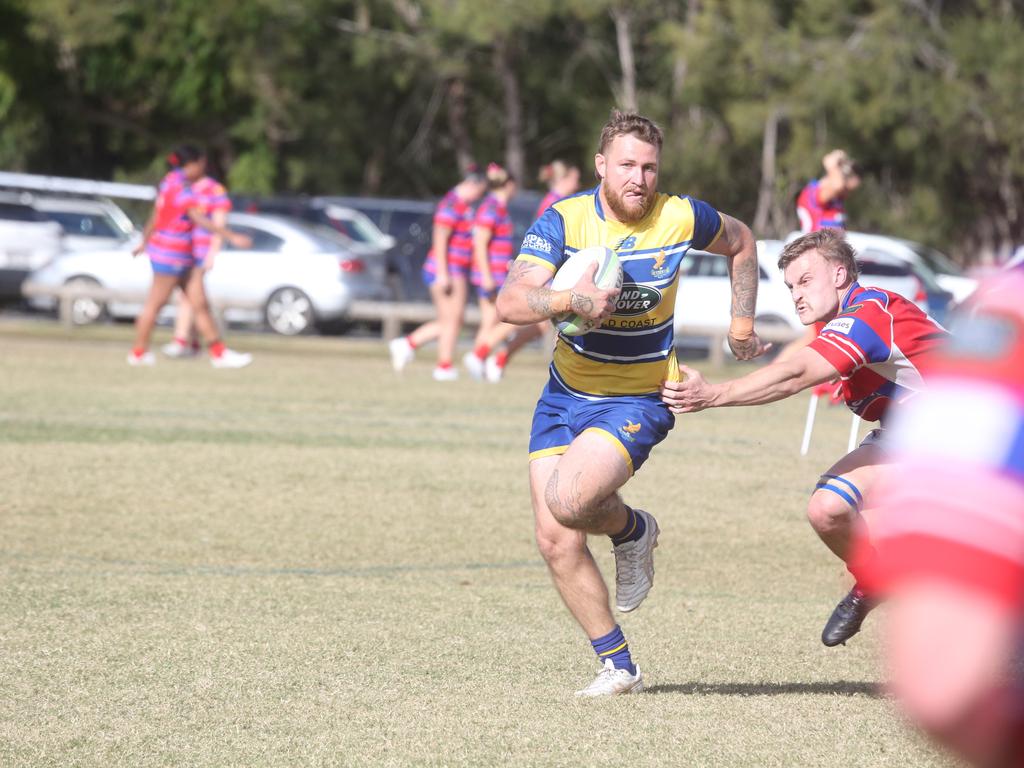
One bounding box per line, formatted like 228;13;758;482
590;625;635;674
610;506;646;546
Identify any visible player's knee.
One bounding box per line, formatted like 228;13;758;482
808;475;863;533
543;481;597;530
534;522;583;563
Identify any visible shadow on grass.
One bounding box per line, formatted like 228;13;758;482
646;680;882;698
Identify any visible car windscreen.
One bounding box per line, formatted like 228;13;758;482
0;202;48;222
909;243;964;277
224;225;285;252
44;211;124;238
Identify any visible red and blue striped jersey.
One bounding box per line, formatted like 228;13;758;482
796;179;846;232
146;169;196;267
191;176;231;258
472;194;514;282
424;188;475;274
808;282;949;422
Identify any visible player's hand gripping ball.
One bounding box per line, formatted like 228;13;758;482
550;245;623;336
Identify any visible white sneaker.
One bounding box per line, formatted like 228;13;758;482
126;350;156;367
432;365;458;382
210;349;253;369
484;355;504;383
575;659;644;698
389;337;414;372
161;341;197;358
463;351;485;380
613;509;659;612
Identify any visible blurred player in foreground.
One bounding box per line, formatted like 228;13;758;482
130;145;252;368
497;110;768;696
861;273;1024;768
660;229;949;646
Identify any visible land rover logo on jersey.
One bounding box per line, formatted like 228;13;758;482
615;283;662;315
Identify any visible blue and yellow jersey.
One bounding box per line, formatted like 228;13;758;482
517;186;723;396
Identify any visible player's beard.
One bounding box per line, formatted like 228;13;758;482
603;180;655;224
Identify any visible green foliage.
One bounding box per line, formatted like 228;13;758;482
0;0;1021;261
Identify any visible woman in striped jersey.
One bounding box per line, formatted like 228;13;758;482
129;145;252;368
162;166;233;358
388;166;487;380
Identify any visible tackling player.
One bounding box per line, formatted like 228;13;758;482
496;110;768;696
660;228;949;647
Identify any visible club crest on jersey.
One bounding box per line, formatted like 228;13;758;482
618;420;642;442
650;249;671;279
615;283;662;316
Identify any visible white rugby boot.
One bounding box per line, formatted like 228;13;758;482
613;509;659;612
210;348;253;369
575;659;644;698
126;350;156;366
484;355;504;383
389;337;414;372
161;340;197;358
432;365;458;382
462;351;485;380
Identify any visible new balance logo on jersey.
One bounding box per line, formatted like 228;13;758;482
616;236;637;251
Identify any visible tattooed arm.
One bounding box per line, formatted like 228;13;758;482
706;213;771;360
495;259;618;325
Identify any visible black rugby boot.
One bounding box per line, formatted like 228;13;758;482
821;586;876;647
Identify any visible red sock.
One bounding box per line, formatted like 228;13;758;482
173;336;188;346
473;343;490;360
209;341;225;358
131;347;146;358
495;350;509;368
437;360;452;370
406;335;418;350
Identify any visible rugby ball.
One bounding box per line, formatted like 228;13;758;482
550;245;624;336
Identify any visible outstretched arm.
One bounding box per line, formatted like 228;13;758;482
661;346;838;413
705;213;770;360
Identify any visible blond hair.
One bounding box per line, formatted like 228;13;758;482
598;110;663;154
778;229;859;282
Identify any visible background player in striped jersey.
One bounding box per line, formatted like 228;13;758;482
497;110;769;696
859;273;1024;768
661;228;949;646
796;149;861;234
129;145;252;369
389;167;487;380
163;166;233;358
463;163;519;380
475;160;584;383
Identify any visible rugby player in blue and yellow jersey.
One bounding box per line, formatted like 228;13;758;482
496;111;769;696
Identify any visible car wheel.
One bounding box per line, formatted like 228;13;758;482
62;276;107;325
265;287;314;335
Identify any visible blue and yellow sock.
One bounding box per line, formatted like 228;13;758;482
610;506;646;546
591;625;635;674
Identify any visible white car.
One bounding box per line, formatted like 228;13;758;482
0;191;63;299
24;212;391;334
31;195;138;252
674;240;802;344
673;239;931;348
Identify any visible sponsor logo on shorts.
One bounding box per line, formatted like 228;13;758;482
522;234;552;254
615;283;662;316
824;317;855;334
618;420;642;443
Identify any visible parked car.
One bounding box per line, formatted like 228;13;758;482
31;195;138;252
673;239;932;349
0;191;62;299
24;212;391;334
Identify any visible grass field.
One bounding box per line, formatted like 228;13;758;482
0;322;952;767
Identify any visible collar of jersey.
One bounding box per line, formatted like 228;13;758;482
841;281;863;311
